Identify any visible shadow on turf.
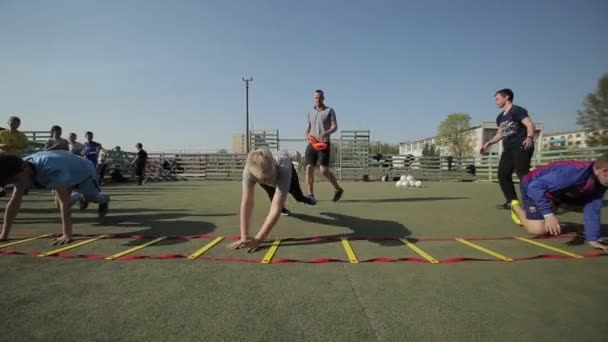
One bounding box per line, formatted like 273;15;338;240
340;196;468;203
278;212;411;248
560;222;608;246
13;210;235;246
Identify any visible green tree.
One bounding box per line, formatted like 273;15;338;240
437;113;474;158
369;141;399;155
577;74;608;146
421;144;430;157
218;148;228;154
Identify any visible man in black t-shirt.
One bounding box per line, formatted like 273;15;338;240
481;89;536;209
131;143;148;186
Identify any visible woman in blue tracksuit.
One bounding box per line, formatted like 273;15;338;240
511;156;608;252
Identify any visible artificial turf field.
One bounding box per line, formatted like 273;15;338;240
1;180;607;342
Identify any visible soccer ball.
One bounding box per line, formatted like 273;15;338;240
406;175;414;182
408;180;416;187
400;175;407;181
395;181;402;187
415;180;422;188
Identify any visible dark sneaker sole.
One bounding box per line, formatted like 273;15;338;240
332;189;344;202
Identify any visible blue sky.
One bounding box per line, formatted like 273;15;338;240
0;0;606;151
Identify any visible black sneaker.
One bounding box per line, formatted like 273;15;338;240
304;195;317;206
281;208;292;216
79;197;89;210
98;202;109;218
496;202;511;210
332;188;344;202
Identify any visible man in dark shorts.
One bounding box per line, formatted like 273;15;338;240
305;89;344;202
480;89;536;209
131;143;148;185
510;156;608;252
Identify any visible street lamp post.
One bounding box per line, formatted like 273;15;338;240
242;77;253;153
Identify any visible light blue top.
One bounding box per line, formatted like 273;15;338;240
24;151;97;188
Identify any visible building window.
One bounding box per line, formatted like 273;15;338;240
576;134;581;138
576;141;581;145
568;142;573;146
568;135;573;138
560;136;565;139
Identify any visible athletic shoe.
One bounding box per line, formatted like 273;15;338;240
496;202;511;210
79;197;89;210
304;195;317;206
98;201;109;218
281;208;292;216
510;200;522;226
332;188;344;202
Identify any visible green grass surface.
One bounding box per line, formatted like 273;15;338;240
1;181;607;341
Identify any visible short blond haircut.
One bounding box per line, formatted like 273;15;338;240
246;149;277;183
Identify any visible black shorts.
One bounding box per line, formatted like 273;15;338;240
305;143;331;167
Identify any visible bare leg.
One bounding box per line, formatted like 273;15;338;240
512;203;546;235
320;165;342;191
306;164;315;195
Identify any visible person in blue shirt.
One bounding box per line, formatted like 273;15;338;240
0;151;110;245
510;155;608;252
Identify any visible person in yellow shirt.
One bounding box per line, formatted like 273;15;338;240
0;116;29;197
0;116;28;155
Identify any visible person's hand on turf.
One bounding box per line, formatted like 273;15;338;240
245;239;261;253
544;215;561;236
228;238;254;251
50;234;73;245
588;241;608;253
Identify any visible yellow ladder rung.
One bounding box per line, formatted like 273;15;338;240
188;236;224;260
106;237;167;260
402;239;439;264
38;235;108;257
341;238;359;264
0;234;54;249
516;237;584;259
261;239;281;264
456;238;513;262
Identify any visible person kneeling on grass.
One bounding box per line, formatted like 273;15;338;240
510;155;608;252
0;151;110;245
228;149;317;252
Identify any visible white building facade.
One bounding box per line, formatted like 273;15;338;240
400;121;544;157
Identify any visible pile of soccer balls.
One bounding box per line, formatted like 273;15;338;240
395;175;422;188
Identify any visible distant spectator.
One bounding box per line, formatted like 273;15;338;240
98;148;109;185
0;116;29;197
68;133;85;155
0;116;28;155
44;125;69;151
131;143;148;185
83;131;101;167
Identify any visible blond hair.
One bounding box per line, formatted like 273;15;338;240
246;149;277;183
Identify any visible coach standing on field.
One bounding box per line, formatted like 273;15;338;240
305;89;344;202
481;88;536;210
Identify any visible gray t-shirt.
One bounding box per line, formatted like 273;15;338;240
242;150;292;196
308;106;337;141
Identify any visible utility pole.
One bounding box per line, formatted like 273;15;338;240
242;77;253;153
